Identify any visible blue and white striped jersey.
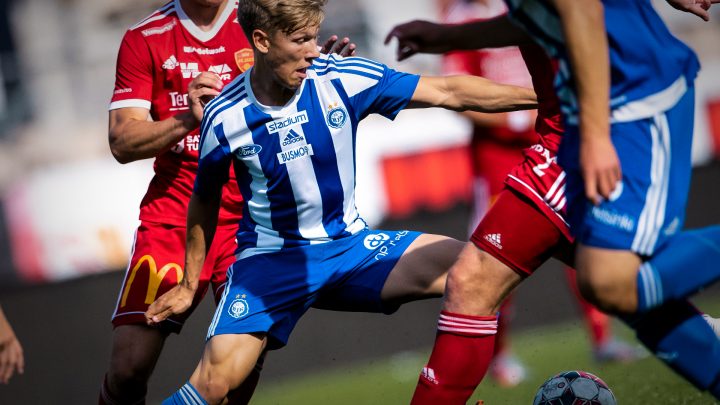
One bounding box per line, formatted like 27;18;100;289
195;53;420;259
504;0;700;123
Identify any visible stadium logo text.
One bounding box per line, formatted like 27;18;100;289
266;111;308;134
120;255;182;307
277;144;314;164
236;144;263;158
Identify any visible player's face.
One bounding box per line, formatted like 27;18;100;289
189;0;226;7
267;25;320;90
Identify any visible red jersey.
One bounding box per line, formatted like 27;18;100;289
505;43;571;239
109;0;252;226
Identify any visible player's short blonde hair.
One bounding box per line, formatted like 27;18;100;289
238;0;327;42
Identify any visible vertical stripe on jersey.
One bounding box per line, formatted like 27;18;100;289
298;81;350;239
331;78;364;229
208;263;234;338
632;114;671;255
244;105;304;245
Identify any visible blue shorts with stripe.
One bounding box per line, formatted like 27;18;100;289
558;86;695;256
206;229;420;349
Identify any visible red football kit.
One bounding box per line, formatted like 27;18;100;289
471;43;574;275
109;0;252;331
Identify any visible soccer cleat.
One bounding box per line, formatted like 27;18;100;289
489;354;527;387
702;314;720;338
592;338;648;364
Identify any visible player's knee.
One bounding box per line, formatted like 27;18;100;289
195;375;233;404
577;276;636;315
106;364;149;402
445;249;504;314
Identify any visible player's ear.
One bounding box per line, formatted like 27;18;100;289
252;29;271;54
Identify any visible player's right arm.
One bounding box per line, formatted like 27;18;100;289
108;31;222;163
550;0;618;205
108;72;223;164
384;15;533;61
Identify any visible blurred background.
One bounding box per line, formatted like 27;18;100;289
0;0;719;403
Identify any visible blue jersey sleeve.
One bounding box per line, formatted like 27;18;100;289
194;120;231;199
350;65;420;121
311;55;420;122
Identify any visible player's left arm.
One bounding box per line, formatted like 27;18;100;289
145;189;221;325
551;0;618;205
407;75;537;113
146;121;228;324
666;0;720;21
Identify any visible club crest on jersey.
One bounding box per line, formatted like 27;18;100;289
236;144;263;158
228;294;250;319
326;102;347;129
235;48;254;73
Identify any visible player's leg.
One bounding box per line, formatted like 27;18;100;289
101;325;169;405
563;267;645;363
207;224;265;405
101;222;212;405
378;233;462;304
488;298;527;387
563;87;720;397
410;189;568;405
163;333;267;405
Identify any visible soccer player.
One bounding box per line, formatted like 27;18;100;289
143;0;537;403
102;1;355;404
386;0;720;402
441;0;641;386
0;305;24;384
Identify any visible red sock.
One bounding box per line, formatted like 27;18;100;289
411;311;498;405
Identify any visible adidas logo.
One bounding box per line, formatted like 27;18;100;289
484;233;503;249
281;130;304;146
162;55;178;70
420;367;439;385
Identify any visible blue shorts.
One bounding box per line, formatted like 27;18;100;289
558;87;695;256
207;229;421;349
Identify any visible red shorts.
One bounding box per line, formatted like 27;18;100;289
470;188;574;277
111;221;237;333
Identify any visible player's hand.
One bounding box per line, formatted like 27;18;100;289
580;135;622;206
320;35;357;57
666;0;720;21
0;327;23;384
145;282;196;326
384;20;448;61
188;72;224;125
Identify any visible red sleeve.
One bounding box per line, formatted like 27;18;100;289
109;29;153;110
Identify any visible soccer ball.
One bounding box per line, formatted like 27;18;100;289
533;370;617;405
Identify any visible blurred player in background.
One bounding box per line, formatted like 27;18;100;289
102;1;354;404
0;305;23;384
387;0;720;403
144;0;537;403
440;0;642;387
